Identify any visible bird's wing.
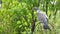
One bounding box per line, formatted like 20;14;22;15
44;13;48;19
39;11;48;19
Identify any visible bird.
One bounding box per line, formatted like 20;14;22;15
32;7;50;29
31;7;50;34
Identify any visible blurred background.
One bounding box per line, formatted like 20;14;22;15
0;0;60;34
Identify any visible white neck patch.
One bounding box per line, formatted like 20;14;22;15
36;10;40;12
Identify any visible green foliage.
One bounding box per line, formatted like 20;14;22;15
0;0;60;34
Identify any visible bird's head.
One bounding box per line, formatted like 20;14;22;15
32;7;39;11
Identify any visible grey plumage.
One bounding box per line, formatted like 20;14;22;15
31;7;50;34
33;7;50;29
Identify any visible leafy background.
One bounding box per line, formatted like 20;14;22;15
0;0;60;34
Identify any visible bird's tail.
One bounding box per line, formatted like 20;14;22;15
43;24;50;29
